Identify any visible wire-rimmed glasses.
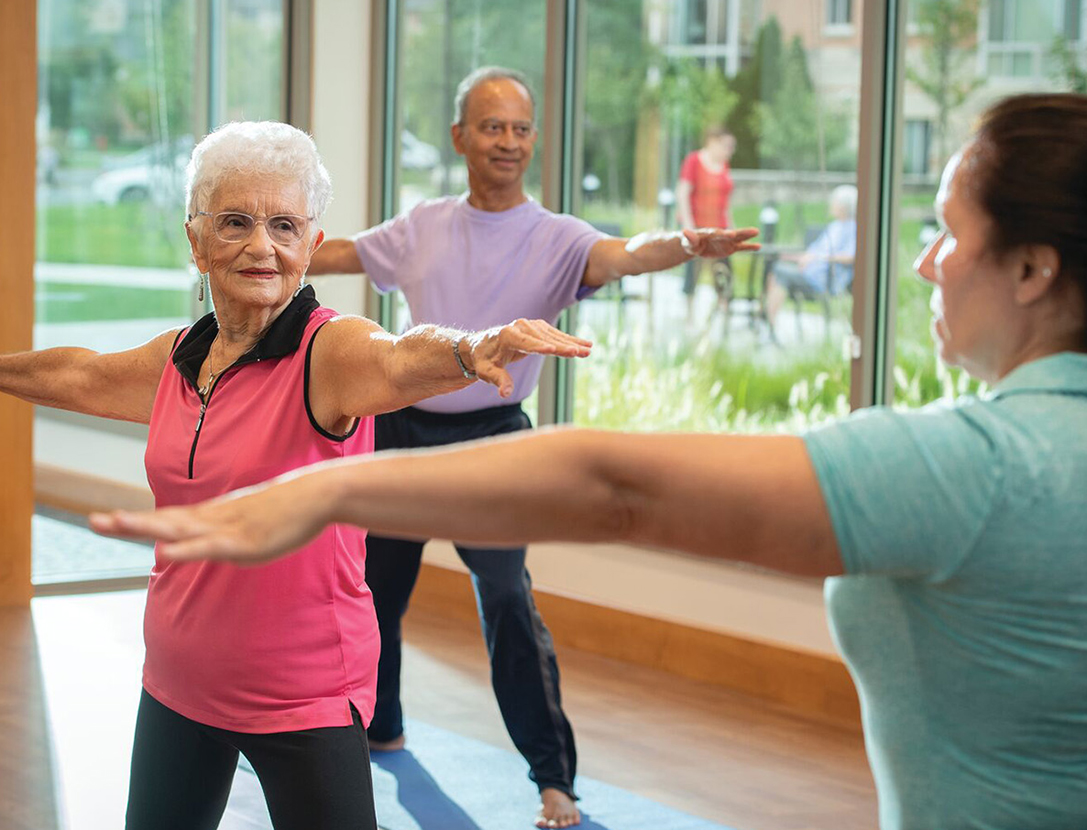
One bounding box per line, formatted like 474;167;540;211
192;211;314;245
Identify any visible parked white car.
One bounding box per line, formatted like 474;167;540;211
92;137;193;205
401;129;440;169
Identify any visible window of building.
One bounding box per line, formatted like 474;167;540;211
903;119;932;176
985;0;1082;78
827;0;852;27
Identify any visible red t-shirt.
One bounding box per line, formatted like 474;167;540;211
679;150;733;229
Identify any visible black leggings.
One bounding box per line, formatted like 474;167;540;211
126;690;378;830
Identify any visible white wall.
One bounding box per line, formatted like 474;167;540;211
307;0;372;318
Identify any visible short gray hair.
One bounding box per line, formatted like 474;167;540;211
453;66;536;126
186;121;333;219
829;184;858;219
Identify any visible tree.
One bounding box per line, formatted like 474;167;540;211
1050;36;1087;93
758;37;848;173
729;16;784;167
655;59;738;148
905;0;983;166
581;0;650;203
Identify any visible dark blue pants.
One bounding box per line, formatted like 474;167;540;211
126;690;377;830
365;404;577;798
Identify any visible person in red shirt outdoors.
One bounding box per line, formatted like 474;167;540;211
676;124;736;324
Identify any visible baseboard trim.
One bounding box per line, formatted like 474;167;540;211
35;464;154;515
410;562;861;728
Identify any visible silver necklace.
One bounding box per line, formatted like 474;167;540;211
197;335;222;398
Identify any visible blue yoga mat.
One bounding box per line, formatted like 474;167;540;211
369;719;735;830
226;718;733;830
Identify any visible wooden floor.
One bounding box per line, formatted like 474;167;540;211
0;593;877;830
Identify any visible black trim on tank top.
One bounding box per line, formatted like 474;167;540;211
304;320;361;442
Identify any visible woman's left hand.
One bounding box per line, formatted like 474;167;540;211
681;227;761;259
466;319;592;398
89;470;333;565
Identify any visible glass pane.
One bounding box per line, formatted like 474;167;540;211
571;1;862;433
36;0;197;354
396;0;546;213
33;0;287;584
893;0;1078;407
390;0;547;420
219;0;285;121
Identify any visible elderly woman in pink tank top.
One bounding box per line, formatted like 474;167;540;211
0;121;590;829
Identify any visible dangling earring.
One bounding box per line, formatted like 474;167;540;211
197;272;207;303
294;274;306;297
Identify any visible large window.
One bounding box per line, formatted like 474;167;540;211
34;0;288;586
393;0;547;214
570;0;863;433
892;0;1081;408
387;0;548;417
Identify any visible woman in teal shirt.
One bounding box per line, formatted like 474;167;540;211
97;94;1087;830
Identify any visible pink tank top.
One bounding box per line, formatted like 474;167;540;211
143;299;377;733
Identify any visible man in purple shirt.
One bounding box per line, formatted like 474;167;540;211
308;66;757;828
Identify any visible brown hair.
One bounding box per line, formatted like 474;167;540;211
970;93;1087;332
703;124;733;142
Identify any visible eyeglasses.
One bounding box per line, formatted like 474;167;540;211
192;211;314;245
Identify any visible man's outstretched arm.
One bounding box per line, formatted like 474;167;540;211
582;227;760;288
307;237;365;275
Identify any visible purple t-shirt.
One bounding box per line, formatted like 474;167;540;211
353;194;604;413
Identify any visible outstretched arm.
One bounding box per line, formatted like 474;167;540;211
91;428;842;578
306;316;592;429
306;237;365;275
0;329;181;423
582;227;760;288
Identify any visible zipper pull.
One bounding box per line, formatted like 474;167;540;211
195;402;207;434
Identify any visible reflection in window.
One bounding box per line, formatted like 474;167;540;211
572;1;860;434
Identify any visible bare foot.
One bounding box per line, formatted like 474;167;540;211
534;788;580;828
368;734;405;752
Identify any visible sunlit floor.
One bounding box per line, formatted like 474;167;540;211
11;586;877;830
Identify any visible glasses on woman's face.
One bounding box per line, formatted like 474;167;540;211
193;211;313;245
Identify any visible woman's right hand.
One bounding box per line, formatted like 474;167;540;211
465;320;592;398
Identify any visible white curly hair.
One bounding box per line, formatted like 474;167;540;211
186;121;333;219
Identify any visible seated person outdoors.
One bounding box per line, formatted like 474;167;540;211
766;184;857;328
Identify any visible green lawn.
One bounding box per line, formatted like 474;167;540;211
37;202;190;269
36;282;190;323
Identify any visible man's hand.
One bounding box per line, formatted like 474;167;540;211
678;226;761;259
465;319;592;398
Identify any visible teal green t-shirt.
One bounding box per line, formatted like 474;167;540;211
804;353;1087;830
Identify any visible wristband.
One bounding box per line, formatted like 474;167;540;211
453;339;477;380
